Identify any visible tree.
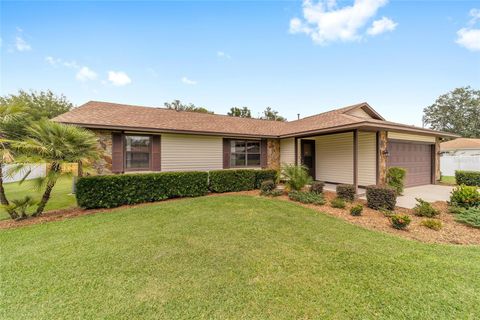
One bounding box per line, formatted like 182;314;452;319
0;90;73;140
260;107;286;122
227;107;252;118
12;120;100;217
164;100;213;114
423;86;480;138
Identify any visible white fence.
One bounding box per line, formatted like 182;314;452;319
2;164;47;183
440;154;480;176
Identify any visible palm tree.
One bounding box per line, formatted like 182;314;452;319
13;120;100;216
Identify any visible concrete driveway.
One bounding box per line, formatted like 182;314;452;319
396;185;454;209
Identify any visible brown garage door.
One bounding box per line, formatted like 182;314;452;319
387;141;432;187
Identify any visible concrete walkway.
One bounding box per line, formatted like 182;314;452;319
395;185;454;209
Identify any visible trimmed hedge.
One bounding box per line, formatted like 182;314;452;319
77;169;279;209
366;185;397;210
336;184;356;202
76;171;209;209
455;170;480;186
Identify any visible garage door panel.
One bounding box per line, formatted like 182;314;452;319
388;141;432;187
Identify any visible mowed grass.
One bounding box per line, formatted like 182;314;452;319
0;176;76;220
1;196;480;319
441;176;457;185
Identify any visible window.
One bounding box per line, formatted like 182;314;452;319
125;135;151;170
230;140;261;167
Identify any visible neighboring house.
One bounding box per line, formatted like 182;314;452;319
53;101;457;190
2;164;46;183
440;138;480;176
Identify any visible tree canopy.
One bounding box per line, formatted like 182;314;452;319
423;86;480;138
260;107;286;122
164;100;213;114
227;107;252;118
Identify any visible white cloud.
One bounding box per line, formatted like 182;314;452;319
456;8;480;52
289;0;395;45
217;51;231;59
181;76;197;85
456;28;480;51
15;36;31;51
76;67;98;82
45;56;80;68
108;71;131;86
367;17;397;35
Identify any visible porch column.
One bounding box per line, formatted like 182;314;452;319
353;129;359;194
294;137;299;165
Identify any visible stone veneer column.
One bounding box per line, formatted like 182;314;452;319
435;137;441;182
266;139;280;170
90;129;113;174
378;131;388;185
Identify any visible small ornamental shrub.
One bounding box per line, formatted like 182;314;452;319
261;189;284;197
387;167;407;195
455;170;480;187
209;169;257;193
413;198;440;217
76;171;209;209
255;169;278;189
260;180;276;193
330;197;346;209
366;185;397;210
448;206;464;214
288;191;326;205
310;181;325;194
281;164;313;191
350;204;363;216
454;207;480;228
449;185;480;208
421;219;443;231
336;184;355;202
390;214;411;230
380;209;395;217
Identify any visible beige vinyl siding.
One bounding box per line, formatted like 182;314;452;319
347;108;373;119
388;132;435;143
280;138;296;165
315;132;353;184
161;133;223;171
358;132;377;186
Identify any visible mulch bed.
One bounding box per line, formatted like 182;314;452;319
1;190;479;245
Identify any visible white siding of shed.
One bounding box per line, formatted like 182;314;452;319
161;133;223;171
280;138;296;165
388;132;435;143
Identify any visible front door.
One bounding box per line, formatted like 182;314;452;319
301;140;316;179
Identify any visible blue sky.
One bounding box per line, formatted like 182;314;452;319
1;1;479;125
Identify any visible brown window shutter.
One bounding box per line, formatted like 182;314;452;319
223;138;230;169
111;132;124;173
151;135;161;171
260;139;268;168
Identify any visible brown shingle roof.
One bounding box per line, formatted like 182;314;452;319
440;138;480;151
53;101;458;138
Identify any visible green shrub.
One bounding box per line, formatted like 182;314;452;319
281;164;313;191
366;185;397;210
330;197;346;209
390;214;411;230
209;169;257;193
455;170;480;187
76;171;209;209
260;180;276;193
448;206;464;214
288;191;326;205
350;204;363;216
336;184;355;202
380;209;395;217
310;181;325;194
261;189;284;197
255;169;278;188
413;198;440;217
421;219;442;231
449;185;480;208
454;207;480;228
387;167;407;195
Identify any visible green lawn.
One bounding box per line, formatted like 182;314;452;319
0;176;76;220
441;176;456;185
1;196;480;319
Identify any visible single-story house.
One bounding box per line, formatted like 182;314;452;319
440;138;480;176
53;101;458;190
